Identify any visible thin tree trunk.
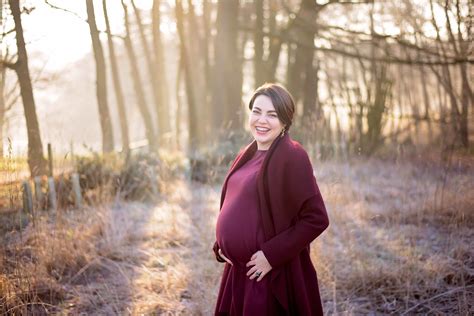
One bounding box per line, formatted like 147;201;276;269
186;0;207;144
131;0;167;144
254;0;265;87
8;0;47;176
86;0;114;153
121;0;157;152
202;0;212;100
211;0;242;133
103;0;130;156
176;0;198;152
286;0;318;104
458;62;471;147
152;0;171;142
175;55;183;151
0;64;5;157
300;54;318;143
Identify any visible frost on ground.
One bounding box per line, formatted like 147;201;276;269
1;157;473;314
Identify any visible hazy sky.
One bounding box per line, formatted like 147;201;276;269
2;0;177;155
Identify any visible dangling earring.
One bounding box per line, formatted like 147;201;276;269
280;128;285;138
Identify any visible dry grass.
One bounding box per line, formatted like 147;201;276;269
313;156;473;314
1;153;473;314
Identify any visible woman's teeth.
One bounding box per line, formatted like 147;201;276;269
256;127;270;133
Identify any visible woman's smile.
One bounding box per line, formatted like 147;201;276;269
255;126;270;135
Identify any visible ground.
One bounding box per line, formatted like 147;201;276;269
1;156;473;314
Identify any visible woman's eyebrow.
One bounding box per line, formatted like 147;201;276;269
253;106;277;113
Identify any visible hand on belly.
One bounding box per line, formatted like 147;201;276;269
246;250;273;282
218;248;233;265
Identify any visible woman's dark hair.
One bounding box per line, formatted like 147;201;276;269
248;83;295;131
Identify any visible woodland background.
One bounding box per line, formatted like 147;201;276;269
0;0;472;314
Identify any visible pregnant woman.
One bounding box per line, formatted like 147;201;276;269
213;83;330;315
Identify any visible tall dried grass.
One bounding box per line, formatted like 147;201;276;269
1;149;473;314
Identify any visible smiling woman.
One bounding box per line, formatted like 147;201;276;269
249;95;286;150
213;83;330;315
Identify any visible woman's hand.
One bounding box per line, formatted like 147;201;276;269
218;248;233;266
246;250;272;282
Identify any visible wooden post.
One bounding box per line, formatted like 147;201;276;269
34;176;43;210
47;143;53;177
70;140;75;166
148;166;159;197
71;173;82;208
48;177;57;212
57;174;66;209
22;180;33;214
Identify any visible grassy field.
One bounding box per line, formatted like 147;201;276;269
0;153;473;314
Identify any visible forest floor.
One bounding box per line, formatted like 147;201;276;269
1;155;473;314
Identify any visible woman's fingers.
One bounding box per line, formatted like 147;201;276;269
247;266;257;276
248;266;268;281
219;249;233;265
246;251;272;281
256;270;267;282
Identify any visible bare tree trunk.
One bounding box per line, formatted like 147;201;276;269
152;0;171;143
286;0;318;104
300;55;319;144
0;64;5;157
326;70;343;148
458;62;471;147
202;0;212;99
0;0;3;158
186;0;208;144
131;0;169;146
175;56;183;151
103;0;129;156
419;63;433;141
86;0;114;153
121;0;157;152
362;5;391;155
265;0;292;82
8;0;47;176
302;57;319;118
175;0;198;152
254;0;265;88
211;0;242;133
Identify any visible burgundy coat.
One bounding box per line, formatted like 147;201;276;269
213;132;330;315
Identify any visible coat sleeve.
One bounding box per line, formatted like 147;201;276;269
259;191;329;269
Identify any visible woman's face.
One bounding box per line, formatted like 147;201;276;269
249;95;285;150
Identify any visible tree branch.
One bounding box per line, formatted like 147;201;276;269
0;60;18;70
44;0;85;21
43;0;124;39
239;25;474;65
1;28;16;38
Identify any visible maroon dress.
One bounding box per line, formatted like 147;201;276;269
213;133;329;315
215;149;279;315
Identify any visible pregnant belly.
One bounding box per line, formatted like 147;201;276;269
216;208;259;265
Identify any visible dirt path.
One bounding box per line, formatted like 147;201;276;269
61;180;222;315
